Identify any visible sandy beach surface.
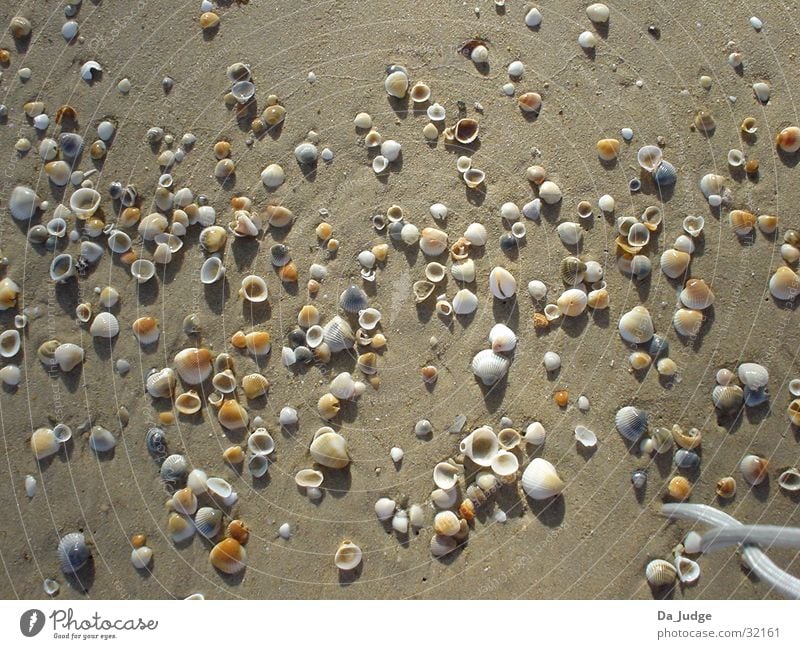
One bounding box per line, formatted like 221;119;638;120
1;1;799;600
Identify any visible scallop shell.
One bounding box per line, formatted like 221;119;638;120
618;305;654;343
309;429;350;468
471;349;510;385
334;540;362;570
645;559;677;588
673;308;703;337
615;406;648;442
521;458;565;500
89;312;119;338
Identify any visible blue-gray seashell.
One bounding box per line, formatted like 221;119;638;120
57;532;90;573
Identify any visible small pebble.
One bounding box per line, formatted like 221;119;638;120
19;67;32;81
621;127;633;141
499;416;513;428
635;79;644;88
115;358;130;375
749;16;763;31
699;75;712;90
307;71;316;83
117;78;131;94
278;523;291;539
321;147;334;162
390;447;404;463
501;82;515;96
162;76;174;93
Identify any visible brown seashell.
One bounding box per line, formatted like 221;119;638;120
450;237;471;260
199;11;220;30
745;159;759;175
458;499;475;521
263;104;286;127
54;104;77;124
241;373;269;399
174;347;213;384
175;390;202;415
118;207;140;228
317;393;340;420
0;48;9;66
316;222;333;240
213;140;231;159
596;138;620;161
532;312;549;329
421;365;438;384
788;399;800;426
554;390;568;407
454;118;479;144
776;126;800;153
671;424;701;450
265;205;294;228
223;446;245;465
218;399;249;430
715;476;736;499
518;92;542;113
131;534;146;549
209;538;246;574
227;519;250;545
278;261;298;283
729;210;756;236
667;476;691;500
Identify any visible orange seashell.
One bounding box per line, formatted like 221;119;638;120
458;499;475;521
316;222;333;240
231;330;246;348
421;365;438;384
209;538;246;574
554;390;568;407
278;261;298;283
227;519;250;545
223;446;245;464
131;534;146;549
55;104;77;124
120;250;138;265
159;411;175;425
532;312;549;329
667;476;691;500
776;126;800;153
596;138;620;161
218;399;249;430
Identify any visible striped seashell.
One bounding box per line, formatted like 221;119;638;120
645;559;677;587
471;349;510;385
323;316;355;352
672;308;703;337
615;406;648;442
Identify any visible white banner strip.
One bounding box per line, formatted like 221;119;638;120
1;600;796;648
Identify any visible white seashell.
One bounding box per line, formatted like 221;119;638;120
430;534;457;558
584;260;603;283
240;275;268;302
674;235;695;255
357;308;382;331
556;222;582;246
323;316;355;352
309;429;349;468
574;425;597;448
429;202;448;220
131;546;153;570
524;7;543;27
80;60;102;81
586;3;610;23
769;266;800;301
385;70;409;98
247;428;275;456
660;249;691;279
200;256;225;284
419;228;448;256
543;351;561;371
353;112;372;129
131;259;156;283
471;349;510;385
615;406;648;442
489;323;517;352
460;427;500;466
0;330;21;358
464;222;488;246
25;474;37;497
674;555;701;584
433;462;459;490
556;288;588;316
50;254;75;282
381;139;402;162
54;343;84;371
489;267;516;299
0;364;22;386
680;278;715;310
431;487;457;509
330;372;356;400
539;181;562;204
10;186;41;221
646;559;677;587
452;289;478;314
618;305;654;343
522;198;542;220
752;82;770;103
146;367;175;398
295;469;323;489
69;187;101;218
334;541;362;571
374;497;396;521
699;173;725;198
491;450;519;479
427;102;446;121
740;454;769;486
738;362;769;390
107;230;132;254
527;280;547;300
390;447;404;463
521;458;564;500
89;312;119;338
392;510;409;534
451;258;475;283
578;30;597;48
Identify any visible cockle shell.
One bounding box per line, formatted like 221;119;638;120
471;349;510;385
556;222;582;246
174;348;212;384
419;228;448;256
769;266;800;300
218;399;249;430
673;308;703;337
0;330;21;358
556;288;588;316
175;390;202;415
729;210;756;236
433;461;459;490
146;368;176;398
310;429;349;468
194;507;222;539
660;249;691;279
210;538;246;574
57;532;91;573
31;427;59;460
88;425;116;452
680;278;714;310
240;275;268;302
89;312;119;338
645;559;677;588
521;458;564;500
132;317;159;345
699;173;725;198
489;323;516;352
618;305;654;343
740;454;769;485
385;70;409;98
615;406;648;442
712;384;744;413
776;126;800;153
452;289;478;314
54;343;84;372
451;259;476;283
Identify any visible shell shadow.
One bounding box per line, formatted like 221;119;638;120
203;278;229;314
338;563;362;585
777;149;799;168
525;493;565;527
64;558;95;594
319;466;351;498
478;375;508;413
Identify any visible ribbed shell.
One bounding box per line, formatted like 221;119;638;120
323;316;355;352
521;458;565;500
615;406;648;442
618;305;654;343
645;559;677;587
57;532;90;573
471;349;510;385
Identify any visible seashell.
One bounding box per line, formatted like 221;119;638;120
489;266;516;300
0;364;21;386
131;316;159;346
454;118;479;144
680;278;714;310
715;476;737;499
452;288;478;314
653;160;677;187
518;92;542;113
89;425;116;452
521;458;564;500
375;497;396;521
578;30;597;48
175;390;202;415
556;222;582;248
339;285;368;313
334;541;362;570
174;348;212;384
310;429;349;468
615;406;648;442
464;222;488;246
167;513;194;543
737;362;769;390
419;228;448;256
323;316;354;352
200;256;225;284
199;225;227;252
658;249;691;280
246;428;275;456
433;461;459;490
240;275;268;302
434;510;461;537
668;475;691;500
193;506;222;539
757;214;778;234
450;259;475;284
769;266;800;300
380;139;401;163
618;305;654;343
57;532;91;574
560;257;586;286
217;399;248;430
460;427;500;466
627;222;650;248
31;427;59;460
587;288;609;310
740;454;769;486
498;428;522;451
712;384;744;413
44;160;71;186
0;329;20;358
54;343;83;372
645;559;677;588
50;254;75;283
629;351;652;370
776;126;800;153
146;368;176;398
210;538;246;574
435;299;452;317
637;145;662;172
159;454;188;486
674;448;700;470
556;288;588;317
628;255;652;280
670;424;701;450
385;69;409;98
400;223;419;245
522;422;546;446
574;425;597;448
489;323;517;352
777;468;800;492
430;534;457;558
462;168;485;188
89;312;119;338
330;372;357;400
241;373;269;400
411;280;435;304
171;486;198;516
694;109;716;133
524;7;543;26
457;157;472;175
729;210;756;236
596;138;620;161
471;349;510;385
212;369;237;394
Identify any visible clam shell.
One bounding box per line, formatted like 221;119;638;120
146;367;176;398
430;534;457;558
489;323;517;352
645;559;677;588
218;399;249;430
712;384;744;412
489;267;516;299
0;329;21;358
335;541;363;570
310;430;350;468
240;275;268;302
210;538;246;574
460;427;500;466
653;160;677;186
699;173;725;198
385;70;409;98
413;280;436;303
433;461;459;490
521;458;564;500
738;362;768;390
769;266;800;301
323;316;354;352
248;455;269;478
174;347;212;384
57;532;91;573
471;349;510;385
295;468;324;489
556;222;581;245
420;228;448;256
729;210;756;236
680;278;714;310
498;427;522;450
242;373;269;399
556;288;588;316
673;308;703;337
339;285;368;313
89;312;119;338
618;305;654;343
131;259;156;283
89;425;116;452
194;507;223;538
31;427;59;460
200;256;225;284
615;406;648;442
452;289;478;314
175;390;202;415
